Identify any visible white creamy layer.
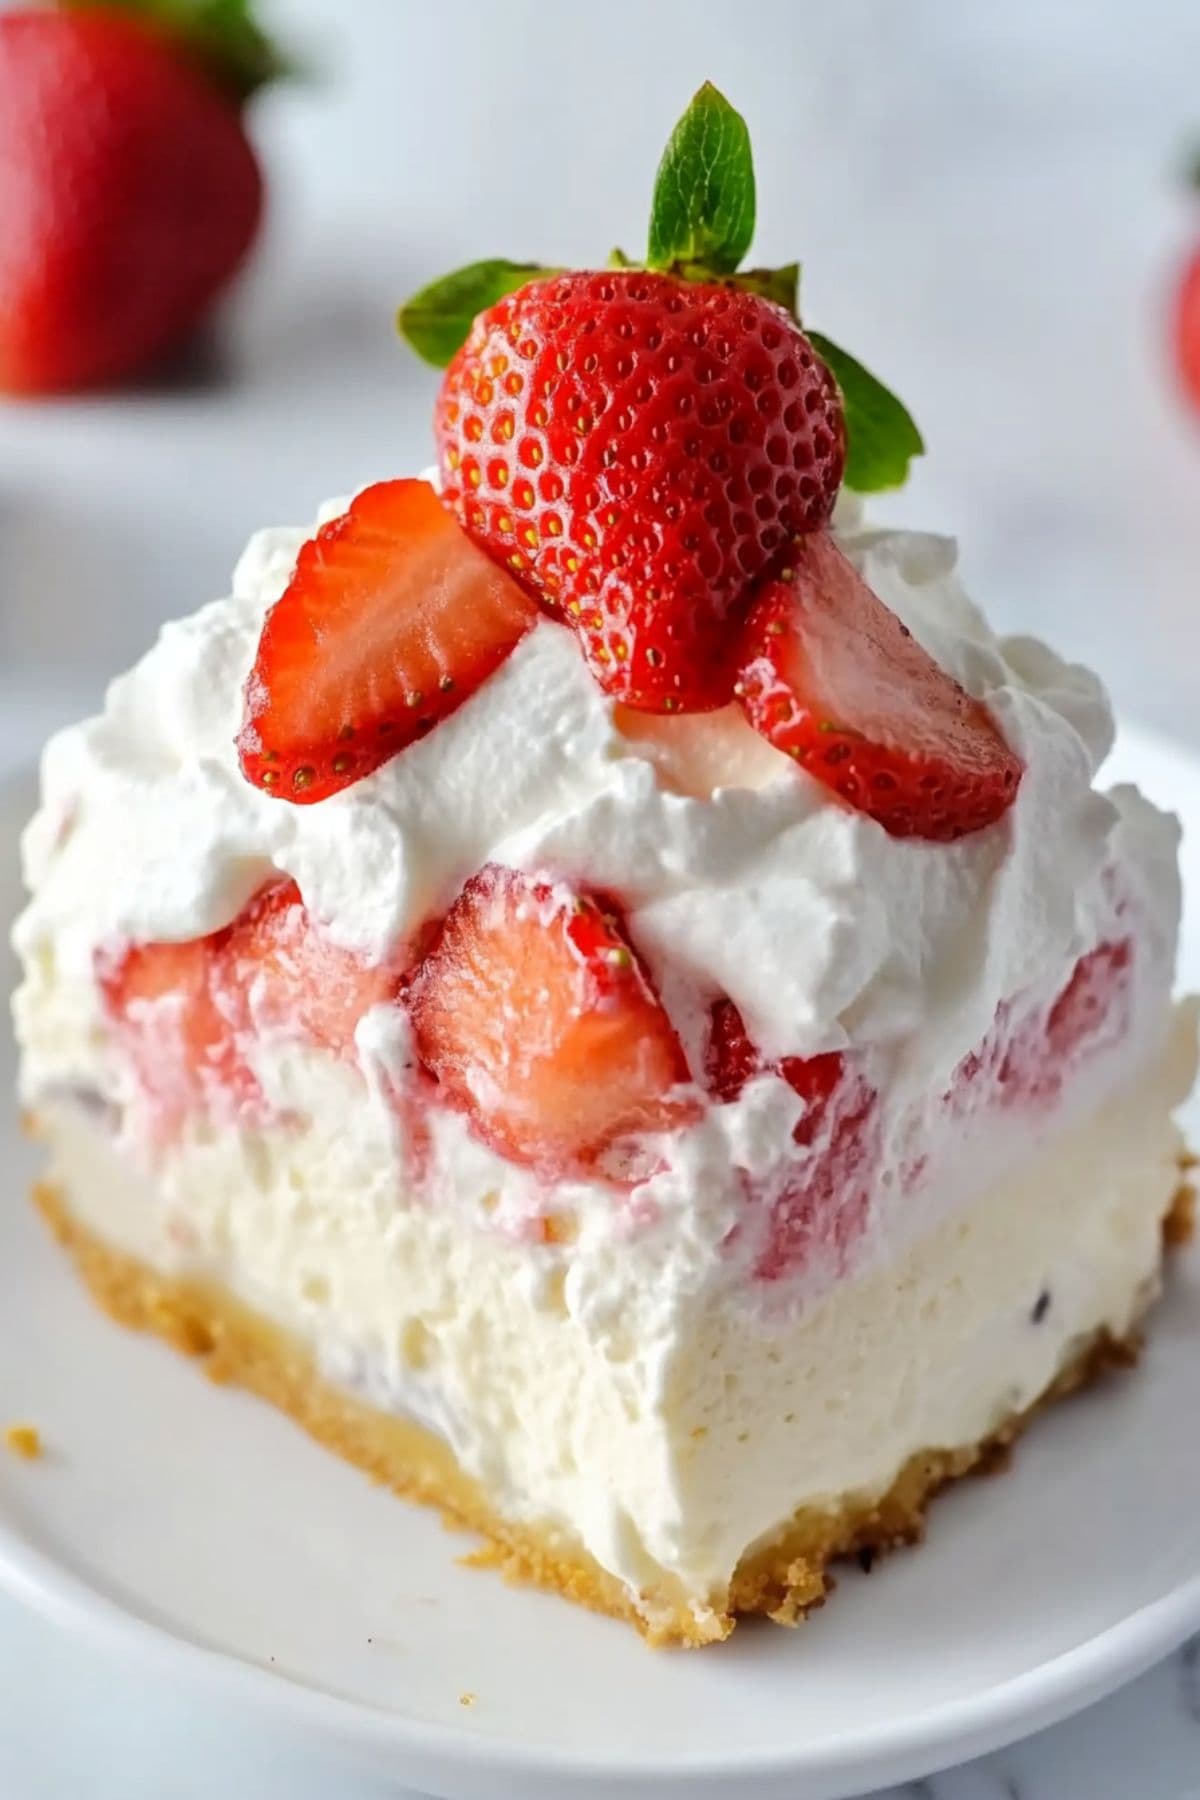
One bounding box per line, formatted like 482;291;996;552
32;1005;1197;1624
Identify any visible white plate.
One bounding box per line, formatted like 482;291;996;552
1;731;1198;1800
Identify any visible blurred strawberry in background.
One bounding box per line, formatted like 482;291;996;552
1175;261;1200;415
0;0;284;395
1172;152;1200;414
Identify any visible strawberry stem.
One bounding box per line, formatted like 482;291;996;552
65;0;290;102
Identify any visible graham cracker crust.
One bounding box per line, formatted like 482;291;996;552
30;1174;1195;1648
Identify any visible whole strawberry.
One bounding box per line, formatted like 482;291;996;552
403;84;921;716
434;271;844;711
0;1;282;395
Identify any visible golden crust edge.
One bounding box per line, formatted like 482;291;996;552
30;1170;1195;1649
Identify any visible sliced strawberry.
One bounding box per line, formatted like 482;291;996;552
614;702;793;799
706;995;763;1101
214;880;402;1058
997;937;1135;1104
97;933;252;1131
407;865;695;1176
706;996;845;1122
735;531;1023;841
758;1068;876;1282
98;881;405;1131
1045;938;1133;1061
705;998;877;1281
943;936;1138;1133
781;1049;849;1145
238;479;538;805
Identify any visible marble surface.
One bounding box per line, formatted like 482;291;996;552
2;0;1200;1793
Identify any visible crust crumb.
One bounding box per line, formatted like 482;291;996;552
4;1424;42;1460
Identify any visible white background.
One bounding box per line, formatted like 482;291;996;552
2;1;1199;1794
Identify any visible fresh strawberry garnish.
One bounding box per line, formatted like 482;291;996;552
434;269;845;712
98;880;403;1130
238;480;538;804
407;865;695;1176
735;531;1023;840
705;998;877;1280
0;3;278;395
402;84;923;729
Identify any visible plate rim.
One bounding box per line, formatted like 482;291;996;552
1;1513;1197;1796
2;725;1199;1799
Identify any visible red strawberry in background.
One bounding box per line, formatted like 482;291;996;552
0;0;282;395
1174;244;1200;416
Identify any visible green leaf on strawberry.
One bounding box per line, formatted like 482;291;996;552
69;0;288;100
646;80;755;276
398;259;554;370
806;332;925;493
723;261;799;314
397;81;925;496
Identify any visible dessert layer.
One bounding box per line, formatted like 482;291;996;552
34;1169;1185;1647
28;1004;1197;1629
14;493;1182;1104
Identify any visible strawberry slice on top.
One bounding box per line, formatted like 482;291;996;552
735;531;1023;841
407;865;695;1177
238;479;538;804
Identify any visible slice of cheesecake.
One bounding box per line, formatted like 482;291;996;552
14;477;1194;1645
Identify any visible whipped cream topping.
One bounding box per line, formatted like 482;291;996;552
14;487;1178;1106
12;481;1193;1618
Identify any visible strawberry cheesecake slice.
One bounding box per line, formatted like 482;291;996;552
13;87;1196;1645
